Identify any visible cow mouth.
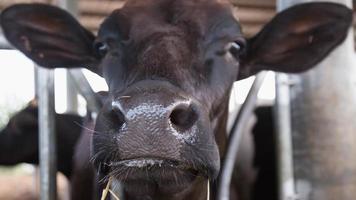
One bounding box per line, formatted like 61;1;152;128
110;158;180;168
108;157;205;177
106;158;207;195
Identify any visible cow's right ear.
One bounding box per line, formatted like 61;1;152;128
0;4;100;74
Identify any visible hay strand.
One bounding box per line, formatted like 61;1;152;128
109;189;121;200
207;180;210;200
100;177;113;200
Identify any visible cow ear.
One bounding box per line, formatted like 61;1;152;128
237;2;352;80
0;4;100;74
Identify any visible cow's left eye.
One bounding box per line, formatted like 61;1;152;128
94;42;109;58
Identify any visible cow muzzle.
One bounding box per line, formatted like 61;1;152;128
93;80;220;194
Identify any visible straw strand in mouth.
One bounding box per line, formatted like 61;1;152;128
207;180;210;200
101;177;121;200
101;177;209;200
101;177;112;200
109;189;121;200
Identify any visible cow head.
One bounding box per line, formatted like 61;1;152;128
1;0;351;198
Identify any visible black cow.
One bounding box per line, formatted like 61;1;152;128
251;106;277;200
0;100;83;178
1;1;352;199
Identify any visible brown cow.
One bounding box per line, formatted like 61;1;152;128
1;1;352;199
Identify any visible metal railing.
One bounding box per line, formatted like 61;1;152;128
274;73;297;200
218;72;267;200
37;67;57;200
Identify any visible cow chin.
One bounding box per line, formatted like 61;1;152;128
108;158;207;195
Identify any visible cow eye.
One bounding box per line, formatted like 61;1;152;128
94;42;109;57
229;40;246;58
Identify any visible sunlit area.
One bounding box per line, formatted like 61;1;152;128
229;71;275;111
0;50;108;115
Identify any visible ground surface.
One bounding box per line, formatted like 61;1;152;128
0;171;69;200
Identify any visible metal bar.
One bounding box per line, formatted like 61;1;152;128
59;0;78;17
217;72;267;200
66;71;79;113
37;2;77;199
273;2;297;200
58;0;79;114
274;73;296;200
37;66;56;200
68;69;101;113
34;67;39;96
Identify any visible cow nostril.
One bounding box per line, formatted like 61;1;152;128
109;102;126;130
169;104;198;131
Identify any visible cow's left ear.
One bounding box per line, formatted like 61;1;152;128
237;2;352;80
0;4;100;74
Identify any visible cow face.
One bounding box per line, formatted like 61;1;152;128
1;0;352;197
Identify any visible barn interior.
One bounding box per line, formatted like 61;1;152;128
0;0;355;200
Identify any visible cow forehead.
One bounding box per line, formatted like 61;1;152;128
97;0;240;93
98;0;238;43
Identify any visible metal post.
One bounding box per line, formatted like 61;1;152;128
275;3;297;200
65;72;79;113
279;0;356;200
34;67;40;97
37;67;56;200
37;1;78;199
58;0;78;15
274;74;296;200
59;0;79;114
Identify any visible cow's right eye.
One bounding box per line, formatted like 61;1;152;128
94;42;109;57
229;40;246;58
